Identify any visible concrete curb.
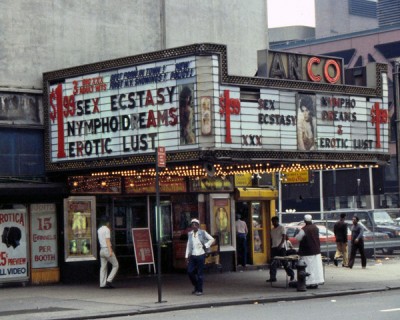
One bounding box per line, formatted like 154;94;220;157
52;285;400;320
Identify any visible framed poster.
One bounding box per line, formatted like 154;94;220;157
30;203;58;268
131;228;155;274
63;196;97;262
0;208;29;282
200;96;212;135
210;194;234;251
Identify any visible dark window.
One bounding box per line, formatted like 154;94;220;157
349;0;377;18
0;129;44;176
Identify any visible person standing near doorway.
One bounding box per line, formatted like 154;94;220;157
185;218;214;296
333;213;349;267
235;214;248;268
266;216;295;282
97;216;119;289
348;215;367;269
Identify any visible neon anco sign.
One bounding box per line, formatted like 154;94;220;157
266;50;343;84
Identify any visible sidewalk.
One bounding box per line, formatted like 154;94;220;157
1;256;400;320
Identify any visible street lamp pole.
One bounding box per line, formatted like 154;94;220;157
394;61;400;206
357;178;361;208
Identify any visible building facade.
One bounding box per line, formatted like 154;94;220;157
0;1;390;286
42;44;389;282
0;0;268;285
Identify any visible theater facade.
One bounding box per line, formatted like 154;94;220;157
39;43;389;283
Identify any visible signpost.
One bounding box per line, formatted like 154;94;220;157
156;146;165;303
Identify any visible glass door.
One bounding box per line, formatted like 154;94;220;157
235;201;268;265
251;202;267;265
112;197;148;275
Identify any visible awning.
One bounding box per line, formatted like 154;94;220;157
234;187;278;201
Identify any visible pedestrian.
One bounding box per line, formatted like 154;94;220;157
295;214;324;289
266;216;295;282
333;213;349;267
185;218;215;296
97;216;119;289
235;214;248;268
348;215;367;269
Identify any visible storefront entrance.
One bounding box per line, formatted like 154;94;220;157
111;197;148;275
109;196;174;275
236;200;272;266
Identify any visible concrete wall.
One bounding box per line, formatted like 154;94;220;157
269;26;315;44
315;0;378;39
165;0;268;77
0;0;268;90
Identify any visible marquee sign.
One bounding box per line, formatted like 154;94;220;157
218;88;388;153
47;57;196;163
44;44;389;172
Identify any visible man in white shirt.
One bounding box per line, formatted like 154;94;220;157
266;216;295;282
97;216;119;289
185;218;214;296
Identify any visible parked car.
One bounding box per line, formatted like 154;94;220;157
311;220;389;242
327;211;400;254
327;210;400;239
285;224;336;247
286;220;390;259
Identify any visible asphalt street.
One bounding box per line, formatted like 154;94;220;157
1;256;400;320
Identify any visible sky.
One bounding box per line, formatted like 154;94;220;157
267;0;315;28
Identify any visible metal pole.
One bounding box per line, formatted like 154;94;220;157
319;170;324;219
369;166;375;210
394;61;400;206
155;149;163;303
332;170;336;210
278;172;282;223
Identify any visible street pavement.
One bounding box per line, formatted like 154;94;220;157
1;256;400;320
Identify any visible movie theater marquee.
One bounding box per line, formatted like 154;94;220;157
44;44;389;170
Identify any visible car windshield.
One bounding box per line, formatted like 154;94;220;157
373;211;395;225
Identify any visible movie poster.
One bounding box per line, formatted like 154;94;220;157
31;204;58;269
64;196;97;262
210;194;232;247
0;209;29;282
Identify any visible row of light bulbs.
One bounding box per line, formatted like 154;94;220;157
90;163;379;178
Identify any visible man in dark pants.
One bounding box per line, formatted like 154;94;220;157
348;216;367;269
235;214;248;268
266;216;295;282
333;213;348;267
185;218;214;296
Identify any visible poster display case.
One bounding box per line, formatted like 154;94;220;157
63;196;97;262
210;194;234;251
